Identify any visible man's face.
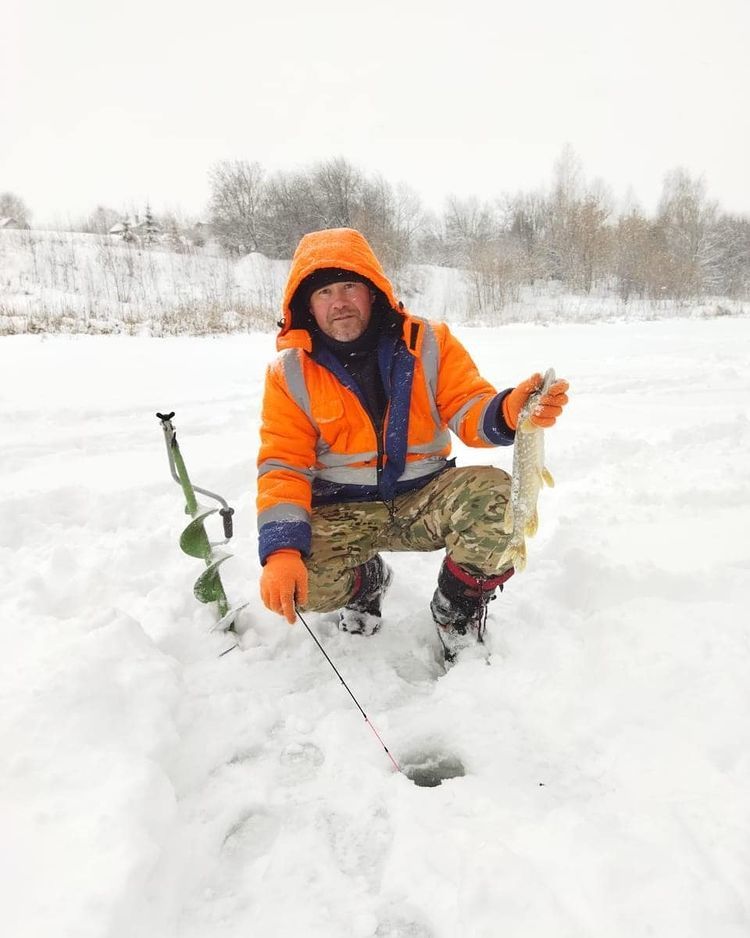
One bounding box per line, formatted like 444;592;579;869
309;280;373;342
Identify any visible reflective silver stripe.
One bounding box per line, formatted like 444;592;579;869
448;392;487;436
258;458;314;479
400;456;449;480
258;503;310;528
419;322;442;427
477;395;501;444
280;349;318;431
317;466;378;485
316;455;449;487
316;449;377;467
408;429;451;454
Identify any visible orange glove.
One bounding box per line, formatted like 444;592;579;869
260;549;308;624
502;373;570;430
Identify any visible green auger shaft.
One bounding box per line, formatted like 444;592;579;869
169;430;200;516
157;411;240;624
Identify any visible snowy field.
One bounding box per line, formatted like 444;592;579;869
1;317;749;938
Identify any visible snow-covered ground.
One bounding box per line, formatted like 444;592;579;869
1;317;749;937
0;229;289;334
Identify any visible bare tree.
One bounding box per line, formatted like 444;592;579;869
712;214;750;298
356;176;423;278
443;195;499;266
263;170;318;257
307;158;364;228
614;208;649;301
209;160;267;254
506;190;550;282
576;184;613;293
656;169;721;299
438;196;527;315
540;150;612;291
261;159;422;275
413;208;448;265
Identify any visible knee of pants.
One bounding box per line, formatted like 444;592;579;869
443;465;512;546
453;464;511;499
302;564;357;614
469;464;511;485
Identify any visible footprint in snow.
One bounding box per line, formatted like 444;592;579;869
323;803;393;889
221;806;280;860
278;740;325;783
375;911;434;937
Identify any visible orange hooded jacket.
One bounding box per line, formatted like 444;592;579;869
257;228;515;563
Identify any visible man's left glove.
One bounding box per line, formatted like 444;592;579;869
502;373;570;430
260;549;308;624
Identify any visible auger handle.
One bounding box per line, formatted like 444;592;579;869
157;411;236;536
220;507;234;538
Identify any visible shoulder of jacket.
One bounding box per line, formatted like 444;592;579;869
422;317;453;350
268;347;303;380
427;319;450;338
401;314;448;356
414;316;448;334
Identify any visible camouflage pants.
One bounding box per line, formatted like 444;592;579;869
303;465;513;612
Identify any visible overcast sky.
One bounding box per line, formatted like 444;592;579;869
2;0;749;225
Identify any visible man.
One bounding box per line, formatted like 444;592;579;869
258;227;569;660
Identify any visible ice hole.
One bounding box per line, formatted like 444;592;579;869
401;752;465;787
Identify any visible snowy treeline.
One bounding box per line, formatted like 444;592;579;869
205;151;750;308
1;226;746;337
2;148;749;335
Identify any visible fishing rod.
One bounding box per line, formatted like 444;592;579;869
295;605;401;774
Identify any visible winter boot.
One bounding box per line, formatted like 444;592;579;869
430;557;514;662
338;554;394;636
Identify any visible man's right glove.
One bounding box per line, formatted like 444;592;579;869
502;373;570;430
260;549;308;624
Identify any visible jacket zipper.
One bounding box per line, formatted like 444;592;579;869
356;391;387;491
368;406;386;489
372;406;396;517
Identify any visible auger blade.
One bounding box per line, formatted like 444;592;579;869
211;602;250;633
179;508;218;558
193;553;231;605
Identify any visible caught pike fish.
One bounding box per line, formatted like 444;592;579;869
500;368;556;571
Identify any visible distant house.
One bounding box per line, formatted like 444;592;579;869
109;216;162;242
187;220;212;246
0;217;20;229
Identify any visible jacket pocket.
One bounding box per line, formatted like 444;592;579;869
312;398;344;425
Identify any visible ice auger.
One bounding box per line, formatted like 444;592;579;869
156;412;247;632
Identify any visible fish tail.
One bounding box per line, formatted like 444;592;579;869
514;542;527;572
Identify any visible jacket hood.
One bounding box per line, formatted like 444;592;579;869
278;228;401;350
